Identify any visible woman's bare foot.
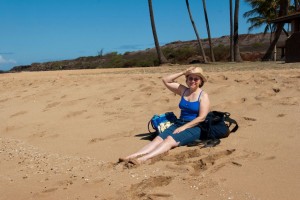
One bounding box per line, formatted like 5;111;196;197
128;158;141;165
121;158;140;169
118;153;148;163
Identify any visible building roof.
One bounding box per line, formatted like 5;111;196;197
270;12;300;23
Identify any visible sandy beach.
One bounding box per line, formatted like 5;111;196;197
0;62;299;200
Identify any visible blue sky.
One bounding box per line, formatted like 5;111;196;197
0;0;264;71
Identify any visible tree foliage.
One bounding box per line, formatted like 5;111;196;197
243;0;280;34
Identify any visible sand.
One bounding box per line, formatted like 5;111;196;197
0;62;299;200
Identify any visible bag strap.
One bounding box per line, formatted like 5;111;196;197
224;112;239;133
148;120;157;134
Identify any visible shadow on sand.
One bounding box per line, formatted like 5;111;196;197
135;132;157;141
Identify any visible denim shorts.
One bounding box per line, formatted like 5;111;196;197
158;120;201;146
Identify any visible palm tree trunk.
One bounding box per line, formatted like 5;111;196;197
270;29;273;44
229;0;234;62
262;0;288;61
263;23;285;61
282;27;289;36
233;0;243;62
202;0;215;62
148;0;168;64
295;0;299;11
185;0;207;63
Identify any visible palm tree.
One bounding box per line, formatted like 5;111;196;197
243;0;279;44
202;0;215;62
262;0;289;60
148;0;168;64
234;0;243;61
230;0;234;61
185;0;207;63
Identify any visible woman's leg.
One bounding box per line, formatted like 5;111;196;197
137;136;179;163
123;136;164;160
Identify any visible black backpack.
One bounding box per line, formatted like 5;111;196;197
188;111;238;147
199;111;239;140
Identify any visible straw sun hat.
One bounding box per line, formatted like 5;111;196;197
185;67;207;82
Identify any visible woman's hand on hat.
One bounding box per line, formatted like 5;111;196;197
184;67;196;76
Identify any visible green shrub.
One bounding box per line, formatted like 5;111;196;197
163;46;197;63
212;44;230;61
252;42;263;49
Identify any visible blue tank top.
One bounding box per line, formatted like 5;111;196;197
179;89;202;121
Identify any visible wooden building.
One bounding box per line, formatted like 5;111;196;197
271;12;300;62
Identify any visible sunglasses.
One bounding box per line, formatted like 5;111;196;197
188;77;200;82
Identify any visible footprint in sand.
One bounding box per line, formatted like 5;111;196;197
113;96;121;100
65;110;87;118
232;97;247;104
272;87;280;93
191;149;236;173
138;84;154;93
166;163;195;173
165;149;236;175
276;97;299;106
88;138;104;144
29;133;59;141
42;188;58;193
63;98;87;106
132;77;144;81
201;149;236;163
277;114;286;117
255;91;276;101
216;75;228;81
147;193;173;199
243;117;257;121
29;133;46;138
10;111;27;118
47;134;60;139
265;156;276;160
43;102;60;111
149;80;157;85
4;126;19;132
0;98;10;103
173;149;203;160
234;79;248;84
214;97;246;110
126;176;174;199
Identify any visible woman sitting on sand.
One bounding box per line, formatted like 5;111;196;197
120;67;210;165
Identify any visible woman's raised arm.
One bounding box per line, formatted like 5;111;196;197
162;67;195;95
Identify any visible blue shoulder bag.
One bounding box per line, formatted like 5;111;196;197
148;112;177;135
